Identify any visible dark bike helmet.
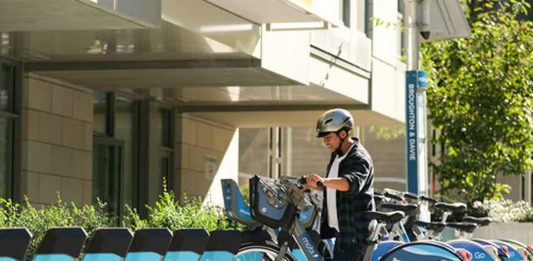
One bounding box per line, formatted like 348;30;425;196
315;108;354;138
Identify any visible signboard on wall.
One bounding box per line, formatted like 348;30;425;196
204;155;218;179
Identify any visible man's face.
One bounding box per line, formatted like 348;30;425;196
323;132;340;152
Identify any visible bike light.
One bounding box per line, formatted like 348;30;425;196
456;248;472;261
501;245;510;257
522;248;528;258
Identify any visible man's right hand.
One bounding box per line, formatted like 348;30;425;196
306;173;325;191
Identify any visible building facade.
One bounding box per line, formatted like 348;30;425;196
3;0;526;216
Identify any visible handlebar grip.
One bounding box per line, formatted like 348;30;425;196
317;181;325;189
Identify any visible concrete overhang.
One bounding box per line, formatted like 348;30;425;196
204;0;342;27
26;60;300;89
420;0;472;41
188;109;403;128
0;0;161;31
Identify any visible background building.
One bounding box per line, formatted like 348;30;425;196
1;0;529;217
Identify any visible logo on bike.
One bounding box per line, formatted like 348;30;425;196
474;252;485;259
300;234;319;258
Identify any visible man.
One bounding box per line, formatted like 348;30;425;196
306;108;376;261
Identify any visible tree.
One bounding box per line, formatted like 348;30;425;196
422;0;533;206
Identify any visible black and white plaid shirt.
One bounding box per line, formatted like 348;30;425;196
321;138;376;248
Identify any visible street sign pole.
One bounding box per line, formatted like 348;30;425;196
404;0;429;196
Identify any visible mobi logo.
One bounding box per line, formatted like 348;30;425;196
300;234;320;259
474;251;486;259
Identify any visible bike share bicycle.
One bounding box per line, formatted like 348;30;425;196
222;176;469;261
379;189;532;261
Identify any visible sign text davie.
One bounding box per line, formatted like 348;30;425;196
405;70;427;193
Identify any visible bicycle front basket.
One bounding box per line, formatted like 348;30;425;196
249;175;297;229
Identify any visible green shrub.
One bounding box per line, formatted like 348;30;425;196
124;186;244;232
0;195;114;260
0;187;244;260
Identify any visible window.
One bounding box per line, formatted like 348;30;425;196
92;92;137;218
115;96;135;209
158;108;174;191
0;62;15;199
0;119;12;198
93;138;123;217
93;92;109;136
340;0;351;27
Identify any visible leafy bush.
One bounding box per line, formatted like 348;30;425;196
124;186;244;232
0;195;114;260
472;199;533;223
0;186;244;260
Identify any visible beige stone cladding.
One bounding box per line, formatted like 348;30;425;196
361;126;407;192
21;74;93;206
176;113;237;203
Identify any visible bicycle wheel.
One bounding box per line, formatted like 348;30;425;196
235;242;297;261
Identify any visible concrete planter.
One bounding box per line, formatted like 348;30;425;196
472;223;533;243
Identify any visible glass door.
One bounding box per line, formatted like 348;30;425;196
93;137;124;218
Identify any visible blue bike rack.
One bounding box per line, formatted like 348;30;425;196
33;227;87;261
163;229;210;261
124;228;172;261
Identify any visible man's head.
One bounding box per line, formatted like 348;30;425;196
315;108;354;153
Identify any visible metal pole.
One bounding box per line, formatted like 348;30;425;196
405;0;419;71
404;0;429;197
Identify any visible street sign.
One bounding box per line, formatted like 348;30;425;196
406;70;427;193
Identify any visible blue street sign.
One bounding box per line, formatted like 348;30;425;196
418;71;428;89
406;71;418;193
406;70;427;193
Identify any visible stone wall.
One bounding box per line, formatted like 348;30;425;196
177;113;238;205
21;74;93;206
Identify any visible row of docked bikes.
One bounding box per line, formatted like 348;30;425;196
221;175;533;261
0;175;531;260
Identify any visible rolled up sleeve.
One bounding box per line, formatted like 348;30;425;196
341;157;371;195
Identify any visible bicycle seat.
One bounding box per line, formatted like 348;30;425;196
462;216;491;227
433;202;467;213
374;194;385;206
419;195;437;204
446;222;478;233
414;221;446;233
363;211;405;224
383;191;404;202
381;203;418;216
402;192;419;201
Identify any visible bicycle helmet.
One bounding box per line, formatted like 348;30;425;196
315;108;354;138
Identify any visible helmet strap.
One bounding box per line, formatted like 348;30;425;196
335;131;346;156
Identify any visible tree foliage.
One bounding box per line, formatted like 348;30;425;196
422;0;532;205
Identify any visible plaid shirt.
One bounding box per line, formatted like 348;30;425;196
321;138;375;248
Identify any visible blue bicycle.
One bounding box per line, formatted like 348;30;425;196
222;176;468;261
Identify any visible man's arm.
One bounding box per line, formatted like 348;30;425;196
342;157;372;195
306;174;350;192
306;156;371;194
322;177;350;192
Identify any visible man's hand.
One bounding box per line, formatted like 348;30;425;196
306;173;325;191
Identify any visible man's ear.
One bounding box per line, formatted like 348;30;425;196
340;130;347;139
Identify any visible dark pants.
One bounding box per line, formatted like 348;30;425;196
333;242;367;261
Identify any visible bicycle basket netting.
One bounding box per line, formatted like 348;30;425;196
250;175;322;229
